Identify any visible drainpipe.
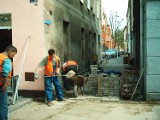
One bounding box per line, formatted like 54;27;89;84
140;0;144;70
140;0;145;99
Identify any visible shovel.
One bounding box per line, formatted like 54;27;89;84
35;74;67;79
25;71;76;81
35;70;76;79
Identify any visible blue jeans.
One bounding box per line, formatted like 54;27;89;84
0;89;8;120
44;76;63;102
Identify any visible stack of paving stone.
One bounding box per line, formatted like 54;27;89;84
83;65;99;95
90;65;98;75
99;75;121;97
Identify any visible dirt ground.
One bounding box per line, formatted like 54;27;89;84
9;96;160;120
8;57;160;120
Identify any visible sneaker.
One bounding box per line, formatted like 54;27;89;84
47;101;53;106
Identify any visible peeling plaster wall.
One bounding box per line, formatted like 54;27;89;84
44;0;101;72
0;0;101;93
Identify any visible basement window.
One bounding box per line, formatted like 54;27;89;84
30;0;38;3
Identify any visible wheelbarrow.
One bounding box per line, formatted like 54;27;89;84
65;75;88;98
26;72;88;98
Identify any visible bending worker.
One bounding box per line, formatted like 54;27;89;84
62;60;78;90
0;45;17;120
35;49;64;107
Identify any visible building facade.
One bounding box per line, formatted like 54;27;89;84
101;12;113;51
127;0;160;100
0;0;101;97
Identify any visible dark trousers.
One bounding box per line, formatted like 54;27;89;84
0;88;8;120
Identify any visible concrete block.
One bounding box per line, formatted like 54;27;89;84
146;39;160;56
146;57;160;74
89;74;98;77
147;93;160;100
146;20;160;38
102;93;109;96
90;65;98;68
113;85;120;89
146;75;160;92
90;71;98;74
146;1;160;19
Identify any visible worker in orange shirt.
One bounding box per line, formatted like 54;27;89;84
35;49;64;107
61;60;78;90
0;45;17;120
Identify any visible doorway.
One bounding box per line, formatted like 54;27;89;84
0;14;12;52
0;29;12;52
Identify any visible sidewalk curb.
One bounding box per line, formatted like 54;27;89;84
9;98;32;113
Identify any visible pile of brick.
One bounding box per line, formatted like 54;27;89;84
99;75;121;97
84;65;121;97
83;65;99;95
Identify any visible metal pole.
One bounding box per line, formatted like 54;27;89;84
12;36;30;104
130;68;144;100
117;49;118;59
36;75;67;79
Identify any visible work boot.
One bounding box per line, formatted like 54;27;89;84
58;98;65;101
47;101;53;106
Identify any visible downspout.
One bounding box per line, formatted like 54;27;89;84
140;0;144;70
140;0;145;99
